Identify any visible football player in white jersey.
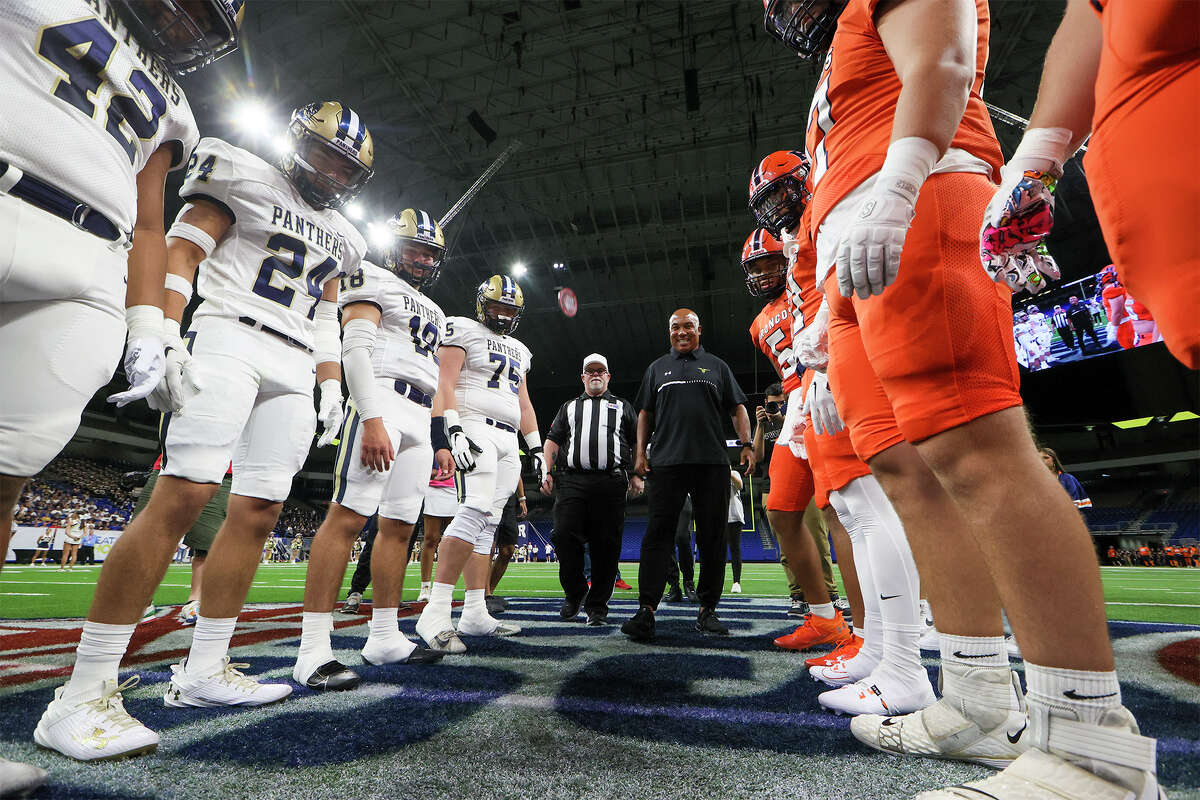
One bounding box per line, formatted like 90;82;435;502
414;276;545;653
0;0;240;585
35;100;372;761
292;209;449;691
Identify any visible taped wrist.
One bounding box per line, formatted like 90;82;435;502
341;318;380;421
166;218;217;257
876;136;940;205
313;300;340;365
1008;127;1073;180
523;430;542;454
125;304;163;341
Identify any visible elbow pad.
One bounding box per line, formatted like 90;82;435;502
313;300;340;365
341;318;380;420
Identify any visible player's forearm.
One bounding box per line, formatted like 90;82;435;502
753;421;766;463
519;400;539;439
126;232;168;312
163;239;203;324
1025;0;1102;154
316;361;340;385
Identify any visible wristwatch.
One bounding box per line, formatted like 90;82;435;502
737;441;753;449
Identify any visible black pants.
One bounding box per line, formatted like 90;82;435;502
638;464;730;609
1073;317;1101;351
665;495;696;588
553;471;627;615
1055;325;1075;350
726;522;742;583
80;545;95;565
349;516;379;596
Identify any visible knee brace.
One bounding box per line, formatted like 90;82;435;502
443;505;490;548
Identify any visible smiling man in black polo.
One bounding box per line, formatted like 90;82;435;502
623;308;755;641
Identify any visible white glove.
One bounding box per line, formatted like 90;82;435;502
147;320;201;413
987;247;1061;296
803;371;844;436
795;299;831;371
315;379;344;447
107;305;166;408
834;137;937;299
449;424;483;471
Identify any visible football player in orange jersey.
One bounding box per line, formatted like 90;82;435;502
751;152;937;717
1098;266;1136;350
742;226;854;656
764;2;1155;796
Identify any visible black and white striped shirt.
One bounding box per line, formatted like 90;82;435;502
546;391;636;471
1051;308;1070;329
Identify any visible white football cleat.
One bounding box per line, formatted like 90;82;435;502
424;629;467;654
731;582;742;594
850;671;1028;769
34;677;159;761
415;609;465;652
809;652;879;688
819;676;936;717
361;635;417;665
163;658;292;708
914;746;1162;799
457;613;521;637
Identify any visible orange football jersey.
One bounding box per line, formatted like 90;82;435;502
750;292;799;391
784;223;823;386
804;0;1003;235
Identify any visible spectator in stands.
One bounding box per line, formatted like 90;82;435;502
80;524;98;565
1041;447;1091;509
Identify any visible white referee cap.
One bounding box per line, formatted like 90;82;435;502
582;353;608;371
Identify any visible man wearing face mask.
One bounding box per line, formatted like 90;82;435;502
541;354;640;626
623;310;755;641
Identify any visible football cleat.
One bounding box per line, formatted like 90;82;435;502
613;579;633;591
809;654;877;688
293;659;360;692
0;757;47;797
423;630;467;654
362;636;444;666
177;600;199;627
621;608;656;642
476;275;524;334
139;605;157;624
806;634;863;668
731;582;742;594
34;678;159;762
416;587;432;603
818;676;936;717
913;747;1160;800
485;595;507;615
339;592;363;614
773;613;851;652
850;670;1028;769
164;658;292;708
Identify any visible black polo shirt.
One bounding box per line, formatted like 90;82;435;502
635;345;747;467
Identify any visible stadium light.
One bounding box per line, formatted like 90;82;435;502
234;100;270;133
552;261;566;271
512;263;527;277
345;202;365;220
367;221;394;251
272;135;292;156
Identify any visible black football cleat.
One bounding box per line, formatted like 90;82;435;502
303;660;361;691
485;595;507;616
683;581;699;603
401;647;445;665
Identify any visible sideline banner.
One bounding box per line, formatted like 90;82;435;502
5;526;123;563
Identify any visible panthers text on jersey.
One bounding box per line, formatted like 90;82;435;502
441;316;532;430
338;260;446;396
171;137;367;350
0;0;198;233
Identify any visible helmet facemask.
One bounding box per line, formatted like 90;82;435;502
743;253;788;299
763;0;845;62
386;240;444;291
750;175;809;237
116;0;242;75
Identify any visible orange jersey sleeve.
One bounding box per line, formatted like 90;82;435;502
784;224;823;390
804;0;1003;235
750;293;799;389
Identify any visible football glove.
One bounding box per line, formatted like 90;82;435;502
986;245;1062;296
449;425;483;471
980;168;1056;266
795;298;831;371
147;321;201;413
107;305;166;408
315;379;344;447
803;370;844;437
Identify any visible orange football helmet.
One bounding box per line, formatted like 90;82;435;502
749;149;810;237
741;228;788;299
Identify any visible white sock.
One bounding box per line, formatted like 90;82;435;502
830;489;882;663
369;607;399;641
809;602;835;619
298;612;333;665
462;588;486;617
429;581;454;609
940;633;1009;671
1025;662;1122;726
63;621;136;701
184;616;237;678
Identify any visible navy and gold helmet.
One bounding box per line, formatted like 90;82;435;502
116;0;245;76
282;101;374;210
385;209;446;290
476;275;524;335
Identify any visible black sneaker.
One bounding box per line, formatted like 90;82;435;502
695;607;729;636
832;595;852;624
683;581;699;603
621;607;656;641
485;595;507;616
560;597;583;620
301;659;361;691
787;597;809;618
664;585;684;603
585;611;608;627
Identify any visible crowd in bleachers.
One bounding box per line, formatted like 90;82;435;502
273;504;321;537
14;457;137;529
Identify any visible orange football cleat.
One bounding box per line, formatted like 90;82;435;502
805;633;862;667
773;613;851;652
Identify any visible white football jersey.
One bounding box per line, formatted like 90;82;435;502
338;261;445;396
173;138;367;350
0;0;198;233
442;316;531;429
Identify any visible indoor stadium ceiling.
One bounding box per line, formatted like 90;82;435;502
105;0;1073;435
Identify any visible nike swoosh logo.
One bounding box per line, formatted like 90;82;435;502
952;650;1000;659
1007;722;1027;743
880;594;900;600
881;718;897;727
1063;689;1119;700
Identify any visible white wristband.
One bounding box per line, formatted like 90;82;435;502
877;137;940;205
125;304;164;341
1010;127;1074;177
524;431;542;451
167;220;217;257
164;272;193;302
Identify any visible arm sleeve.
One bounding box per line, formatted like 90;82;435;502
635;363;657;412
546;404;570;447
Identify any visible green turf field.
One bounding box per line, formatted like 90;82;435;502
2;562;1197;624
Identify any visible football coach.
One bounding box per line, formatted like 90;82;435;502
541;353;641;626
622;308;754;642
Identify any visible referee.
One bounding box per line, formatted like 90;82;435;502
622;308;754;642
542;353;641;626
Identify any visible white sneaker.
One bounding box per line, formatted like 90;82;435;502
177;600;199;626
423;629;467;654
819;676;936;717
457;613;521;637
850;671;1028;769
731;582;742;594
163;658;292;708
417;587;431;603
34;677;159;761
0;757;47;796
